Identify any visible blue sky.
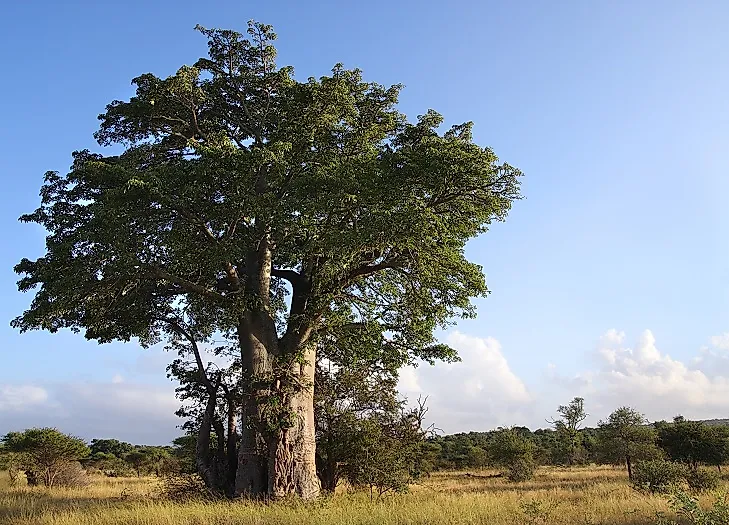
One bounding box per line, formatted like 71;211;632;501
2;1;729;444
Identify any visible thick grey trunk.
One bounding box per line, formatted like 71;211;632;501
235;400;268;496
269;346;321;499
234;240;319;499
235;313;273;497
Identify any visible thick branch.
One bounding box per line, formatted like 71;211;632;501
271;268;302;285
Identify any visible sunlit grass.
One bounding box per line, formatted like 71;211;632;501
0;466;717;524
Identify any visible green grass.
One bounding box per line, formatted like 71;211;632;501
0;466;715;524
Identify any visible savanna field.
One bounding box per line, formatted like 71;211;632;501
0;466;721;525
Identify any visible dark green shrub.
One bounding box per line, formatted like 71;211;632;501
507;456;537;482
685;468;720;493
632;460;687;494
489;428;537;482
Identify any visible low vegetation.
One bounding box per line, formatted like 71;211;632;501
2;466;729;525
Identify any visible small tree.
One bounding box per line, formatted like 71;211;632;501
548;397;587;466
314;353;402;492
488;427;537;482
344;399;432;498
2;428;90;487
632;459;687;494
597;407;659;480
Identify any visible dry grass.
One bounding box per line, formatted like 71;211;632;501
0;466;716;524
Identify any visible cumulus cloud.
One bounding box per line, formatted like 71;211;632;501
709;333;729;350
0;380;180;445
399;331;533;433
552;329;729;423
405;328;729;433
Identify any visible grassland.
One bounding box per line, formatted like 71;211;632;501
0;466;715;524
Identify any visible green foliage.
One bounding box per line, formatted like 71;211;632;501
596;406;660;479
685;468;720;493
2;428;90;488
488;427;537;482
314;354;402;492
632;459;687;494
340;400;432;498
89;439;134;458
656;417;729;471
549;397;588;466
427;432;490;469
123;447;171;477
656;491;729;525
519;499;559;525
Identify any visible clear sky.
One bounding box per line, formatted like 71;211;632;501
2;1;729;444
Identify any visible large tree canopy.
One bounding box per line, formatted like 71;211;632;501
13;21;522;499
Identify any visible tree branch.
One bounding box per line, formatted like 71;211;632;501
271;268;302;285
151;266;226;302
153;315;217;397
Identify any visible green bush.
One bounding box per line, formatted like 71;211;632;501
632;460;687;494
656;490;729;525
489;428;537;483
507;456;537;482
685;468;720;493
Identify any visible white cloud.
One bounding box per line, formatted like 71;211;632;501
561;329;729;422
0;385;48;411
0;380;180;445
399;331;532;433
111;374;124;384
397;366;422;393
710;333;729;350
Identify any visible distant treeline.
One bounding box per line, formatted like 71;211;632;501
427;416;729;471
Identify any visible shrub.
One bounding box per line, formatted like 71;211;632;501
507;456;537;482
489;427;537;482
685;468;720;493
633;460;687;494
161;473;220;502
656;490;729;525
519;499;559;525
52;461;90;488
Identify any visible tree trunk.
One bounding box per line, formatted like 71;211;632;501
317;422;339;493
268;346;321;499
234;242;320;500
196;391;217;489
626;455;632;480
226;398;238;495
234;313;272;497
